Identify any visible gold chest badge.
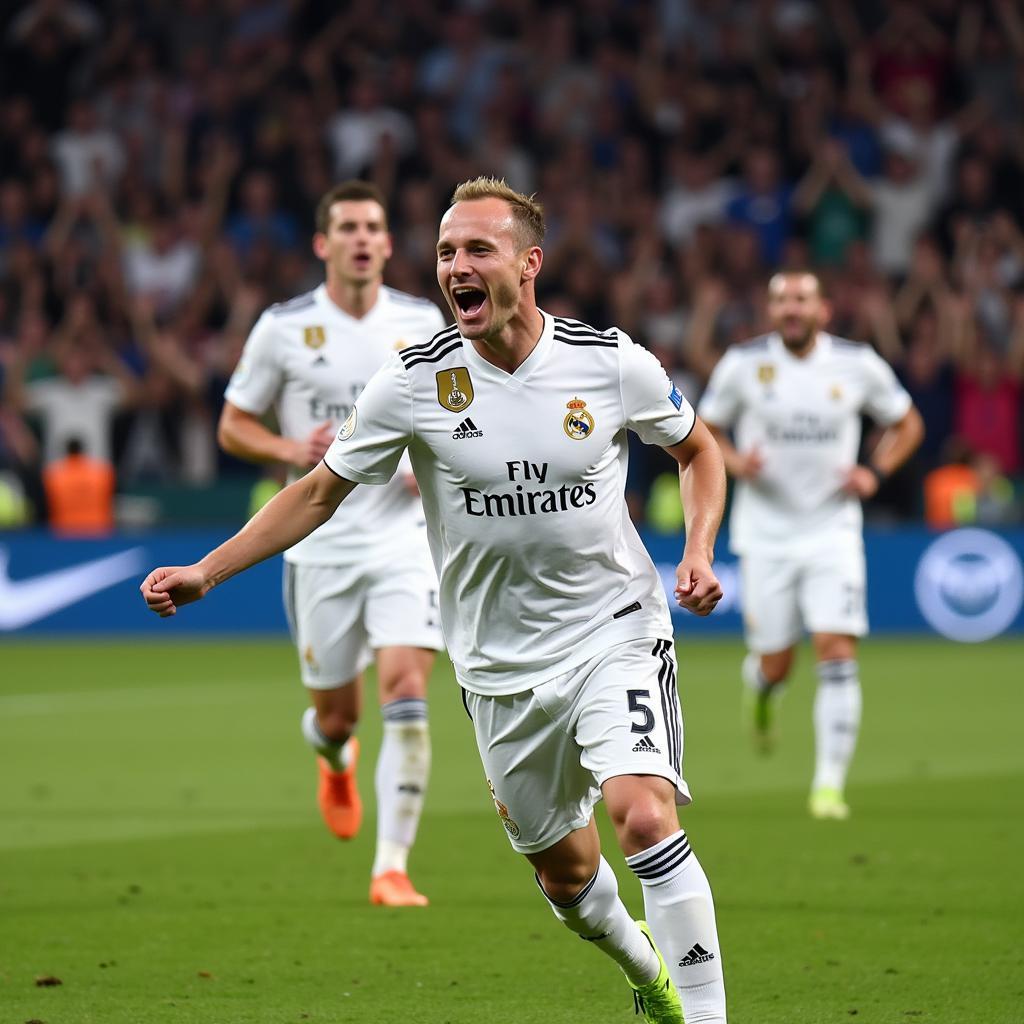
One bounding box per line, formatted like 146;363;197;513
303;325;326;349
757;364;775;385
564;397;595;440
436;367;474;412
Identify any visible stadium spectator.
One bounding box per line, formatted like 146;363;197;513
950;300;1024;476
50;98;126;198
6;334;136;465
42;435;115;535
726;147;795;267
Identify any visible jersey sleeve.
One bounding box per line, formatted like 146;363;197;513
618;331;696;446
860;348;912;425
223;312;283;415
323;353;413;484
696;350;744;428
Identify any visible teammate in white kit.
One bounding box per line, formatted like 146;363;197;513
142;178;729;1023
218;181;446;906
698;272;923;820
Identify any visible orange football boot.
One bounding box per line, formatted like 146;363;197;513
317;738;362;839
369;871;429;907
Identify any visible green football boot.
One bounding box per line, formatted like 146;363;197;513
629;921;685;1023
809;786;850;820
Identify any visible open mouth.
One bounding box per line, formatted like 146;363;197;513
453;286;487;317
353;253;372;270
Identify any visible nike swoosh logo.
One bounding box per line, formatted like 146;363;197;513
0;546;147;630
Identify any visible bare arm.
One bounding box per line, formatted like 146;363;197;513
140;463;356;616
686;279;727;382
842;406;925;498
792;152;833;215
218;401;333;470
663;418;726;616
705;422;763;481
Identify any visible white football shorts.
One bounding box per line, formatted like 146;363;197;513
740;540;868;653
461;637;691;855
282;553;443;689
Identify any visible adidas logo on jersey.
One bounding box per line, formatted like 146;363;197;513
632;735;661;754
452;417;483;439
678;943;715;967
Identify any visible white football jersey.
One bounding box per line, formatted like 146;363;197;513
698;331;912;557
225;284;446;565
324;313;696;695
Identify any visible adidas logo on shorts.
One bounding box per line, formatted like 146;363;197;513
452;417;483;439
632;735;661;754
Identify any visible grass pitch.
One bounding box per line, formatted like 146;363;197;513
1;637;1021;1023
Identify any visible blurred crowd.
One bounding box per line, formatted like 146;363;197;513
0;0;1022;531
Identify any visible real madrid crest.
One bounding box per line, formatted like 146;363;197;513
337;407;357;441
563;396;594;440
303;645;319;673
757;364;775;385
487;779;520;839
304;325;326;349
830;384;843;401
436;367;474;412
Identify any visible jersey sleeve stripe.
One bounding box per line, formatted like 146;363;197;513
552;316;617;338
400;323;459;352
401;339;464;369
399;326;460;363
268;290;317;316
553;332;618;348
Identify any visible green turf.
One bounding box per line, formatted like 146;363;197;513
1;637;1022;1023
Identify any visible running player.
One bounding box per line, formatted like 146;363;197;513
218;181;446;906
698;272;923;819
143;177;729;1023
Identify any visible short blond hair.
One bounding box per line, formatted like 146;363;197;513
449;176;545;249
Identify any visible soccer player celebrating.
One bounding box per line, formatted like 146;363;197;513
143;177;729;1023
217;181;446;906
698;272;924;820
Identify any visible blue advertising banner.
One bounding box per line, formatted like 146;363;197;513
1;527;1022;641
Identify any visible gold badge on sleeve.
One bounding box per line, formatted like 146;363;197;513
436;367;474;412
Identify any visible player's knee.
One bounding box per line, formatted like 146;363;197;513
813;634;856;662
380;669;428;703
315;706;357;741
760;650;793;683
611;800;677;855
536;863;596;905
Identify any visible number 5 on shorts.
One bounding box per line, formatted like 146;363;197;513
627;689;655;734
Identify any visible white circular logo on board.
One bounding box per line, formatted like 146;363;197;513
914;529;1023;642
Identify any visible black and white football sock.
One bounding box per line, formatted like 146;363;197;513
300;705;351;772
538;856;661;987
812;659;861;792
627;830;727;1023
372;698;430;877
